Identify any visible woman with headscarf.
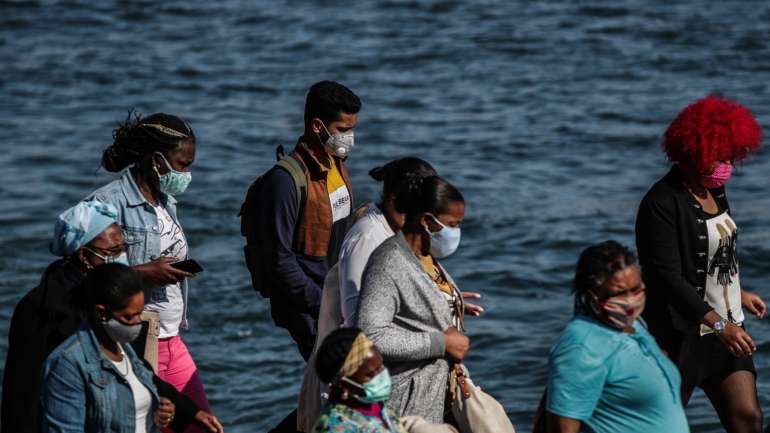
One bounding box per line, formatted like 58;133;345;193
2;201;223;433
85;111;213;427
313;327;405;433
636;95;765;432
356;175;469;422
545;241;689;433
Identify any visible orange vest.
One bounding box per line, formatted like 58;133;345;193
290;141;353;258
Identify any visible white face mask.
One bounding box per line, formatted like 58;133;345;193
320;122;354;158
424;214;461;258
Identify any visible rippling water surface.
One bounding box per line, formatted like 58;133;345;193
3;1;770;431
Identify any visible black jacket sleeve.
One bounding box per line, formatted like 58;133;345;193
256;168;322;312
637;197;713;322
153;375;199;433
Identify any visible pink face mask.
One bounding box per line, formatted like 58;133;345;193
700;163;733;189
590;289;646;331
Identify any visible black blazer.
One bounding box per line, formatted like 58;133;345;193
635;165;729;351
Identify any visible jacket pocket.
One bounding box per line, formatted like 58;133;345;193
123;227;149;265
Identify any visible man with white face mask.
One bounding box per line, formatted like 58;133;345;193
243;80;361;433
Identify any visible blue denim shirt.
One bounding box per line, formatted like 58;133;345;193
86;171;189;329
41;325;160;433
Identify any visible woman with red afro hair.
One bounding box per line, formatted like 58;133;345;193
636;95;765;433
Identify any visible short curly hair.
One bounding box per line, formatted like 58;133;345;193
663;95;762;172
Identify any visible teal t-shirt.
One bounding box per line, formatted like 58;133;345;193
546;315;689;433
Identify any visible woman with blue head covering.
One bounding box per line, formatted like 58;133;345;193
1;201;223;433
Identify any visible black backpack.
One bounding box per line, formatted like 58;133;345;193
239;146;307;297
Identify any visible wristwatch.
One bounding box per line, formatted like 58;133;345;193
713;318;728;334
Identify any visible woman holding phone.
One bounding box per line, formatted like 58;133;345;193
86;111;212;432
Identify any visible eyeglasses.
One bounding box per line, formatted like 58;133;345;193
84;243;127;257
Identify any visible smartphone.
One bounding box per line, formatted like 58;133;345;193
171;259;204;274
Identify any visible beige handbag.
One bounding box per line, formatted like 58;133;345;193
450;364;516;433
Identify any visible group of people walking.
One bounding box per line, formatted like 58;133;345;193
0;80;767;433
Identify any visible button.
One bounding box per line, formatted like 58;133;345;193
696;218;705;223
698;235;707;240
697;269;705;274
696;286;704;290
693;204;701;209
152;226;158;231
698;252;707;256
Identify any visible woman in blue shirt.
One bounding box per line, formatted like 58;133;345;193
545;241;689;433
41;263;169;433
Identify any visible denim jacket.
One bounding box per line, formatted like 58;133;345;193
41;325;160;433
86;171;189;329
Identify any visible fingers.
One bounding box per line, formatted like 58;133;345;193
745;301;760;316
464;303;484;317
207;416;225;433
461;291;482;300
755;299;767;319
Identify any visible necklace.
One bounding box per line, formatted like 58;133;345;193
113;344;129;376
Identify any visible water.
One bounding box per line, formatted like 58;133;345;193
2;1;770;431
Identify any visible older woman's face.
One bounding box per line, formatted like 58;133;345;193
594;264;644;301
80;223;126;268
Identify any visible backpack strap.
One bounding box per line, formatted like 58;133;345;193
275;154;307;216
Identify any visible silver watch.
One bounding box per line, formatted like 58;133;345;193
713;318;728;334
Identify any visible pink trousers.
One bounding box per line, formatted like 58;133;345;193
157;335;211;433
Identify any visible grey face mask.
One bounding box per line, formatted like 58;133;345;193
101;316;142;343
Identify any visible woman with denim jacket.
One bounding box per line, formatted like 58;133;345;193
41;264;171;433
85;112;213;429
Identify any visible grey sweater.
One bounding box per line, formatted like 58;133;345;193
355;232;452;423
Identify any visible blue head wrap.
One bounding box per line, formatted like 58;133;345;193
51;201;119;257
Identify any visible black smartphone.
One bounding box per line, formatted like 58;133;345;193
171;259;204;274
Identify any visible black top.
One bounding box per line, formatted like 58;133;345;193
1;259;199;433
635;165;728;351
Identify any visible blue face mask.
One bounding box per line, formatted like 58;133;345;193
342;368;392;404
425;214;461;258
84;248;130;266
154;153;192;196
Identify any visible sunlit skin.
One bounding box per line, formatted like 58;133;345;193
333;345;385;404
130;139;196;286
77;223;125;269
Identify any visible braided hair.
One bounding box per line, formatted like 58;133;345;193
102;111;195;172
572;240;637;315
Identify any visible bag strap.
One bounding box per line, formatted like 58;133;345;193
454;364;471;401
274;146;308;215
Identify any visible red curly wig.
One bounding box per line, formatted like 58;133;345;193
663;95;762;172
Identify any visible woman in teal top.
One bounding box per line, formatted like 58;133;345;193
546;241;689;433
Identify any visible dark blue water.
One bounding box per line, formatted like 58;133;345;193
3;1;770;431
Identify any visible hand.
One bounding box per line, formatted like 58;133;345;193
195;410;225;433
444;327;470;362
741;290;766;319
461;292;484;317
153;397;175;428
718;323;756;357
134;257;192;286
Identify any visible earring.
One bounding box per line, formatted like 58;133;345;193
341;389;349;400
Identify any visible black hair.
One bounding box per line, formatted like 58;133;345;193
396;175;464;223
573;240;637;296
84;263;144;311
315;327;363;384
102;111;195;172
303;81;361;129
369;157;437;202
